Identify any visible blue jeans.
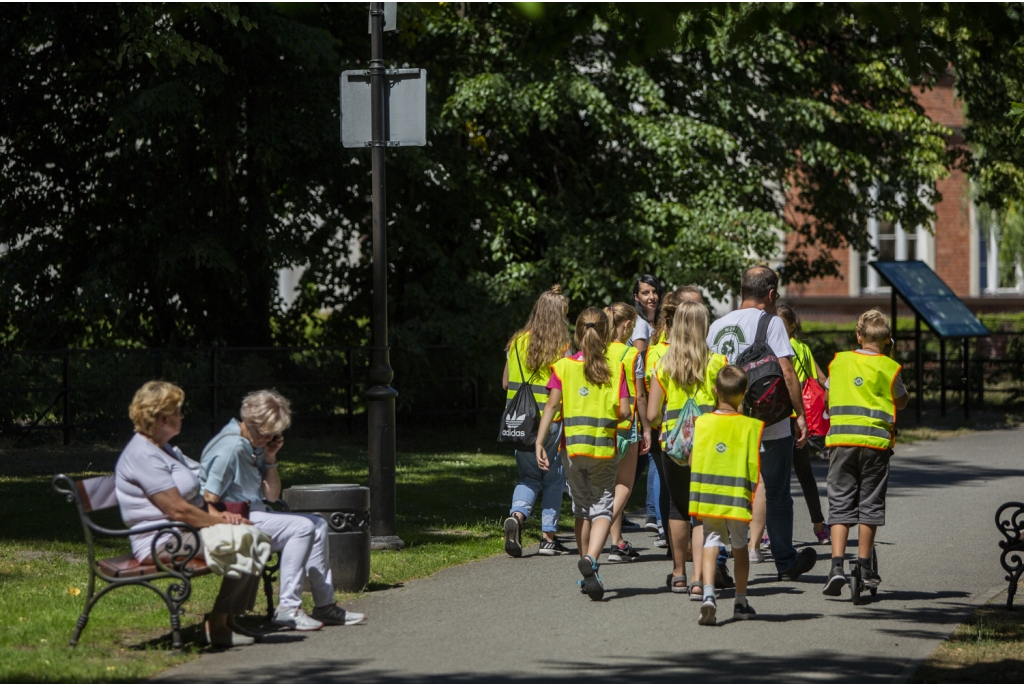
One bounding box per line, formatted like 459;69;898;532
646;453;661;523
510;423;566;533
761;435;797;573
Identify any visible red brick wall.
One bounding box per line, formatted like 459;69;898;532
784;74;972;302
933;168;972;296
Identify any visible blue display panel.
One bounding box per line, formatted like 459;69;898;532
870;261;990;338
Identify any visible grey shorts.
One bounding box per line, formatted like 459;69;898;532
702;517;750;550
826;445;891;526
564;455;617;521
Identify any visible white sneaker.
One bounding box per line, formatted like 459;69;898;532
272;606;324;631
311;603;367;626
748;548;765;564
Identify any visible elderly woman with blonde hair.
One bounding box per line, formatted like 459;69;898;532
114;381;260;647
199;390;365;630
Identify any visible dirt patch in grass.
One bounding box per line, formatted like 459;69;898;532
911;594;1024;683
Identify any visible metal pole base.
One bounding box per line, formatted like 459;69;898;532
371;535;406;551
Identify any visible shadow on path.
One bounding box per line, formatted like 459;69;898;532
153;650;919;683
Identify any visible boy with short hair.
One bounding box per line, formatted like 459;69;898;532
689;365;762;625
822;309;909;597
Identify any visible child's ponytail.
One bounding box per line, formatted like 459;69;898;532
575;307;611;386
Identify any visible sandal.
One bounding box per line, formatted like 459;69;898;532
667;573;688;594
689;581;703;602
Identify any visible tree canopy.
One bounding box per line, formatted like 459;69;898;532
0;3;1016;359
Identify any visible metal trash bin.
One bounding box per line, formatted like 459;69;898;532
281;484;371;593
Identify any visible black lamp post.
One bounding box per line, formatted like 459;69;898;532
365;1;403;550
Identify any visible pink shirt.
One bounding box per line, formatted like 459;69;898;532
547;352;629;398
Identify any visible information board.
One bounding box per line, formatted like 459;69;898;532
870;260;990;338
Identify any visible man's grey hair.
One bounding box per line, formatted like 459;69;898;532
240;389;292;436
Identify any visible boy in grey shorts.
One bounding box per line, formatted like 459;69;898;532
822;310;909;596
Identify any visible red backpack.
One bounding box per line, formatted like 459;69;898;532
794;347;830;438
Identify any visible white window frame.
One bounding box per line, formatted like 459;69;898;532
860;218;924;294
979;212;1024;295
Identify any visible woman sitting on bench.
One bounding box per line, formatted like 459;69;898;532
199;389;366;631
114;381;260;648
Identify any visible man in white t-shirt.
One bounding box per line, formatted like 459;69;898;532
706;265;817;582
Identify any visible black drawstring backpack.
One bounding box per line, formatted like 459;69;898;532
497;344;541;451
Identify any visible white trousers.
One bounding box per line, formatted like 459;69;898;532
249;511;334;608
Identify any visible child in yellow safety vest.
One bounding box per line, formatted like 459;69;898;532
646;300;727;600
688;365;762;625
821;309;909;598
603;303;651;563
535;307;632;600
501;286;572;559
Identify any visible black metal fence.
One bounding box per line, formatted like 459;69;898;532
0;345;494;445
3;331;1021;445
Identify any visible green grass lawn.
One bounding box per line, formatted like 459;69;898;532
911;593;1024;682
0;426;599;683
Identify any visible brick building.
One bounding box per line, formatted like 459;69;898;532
781;73;1024;322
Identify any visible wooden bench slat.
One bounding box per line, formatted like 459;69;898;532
96;553;211;579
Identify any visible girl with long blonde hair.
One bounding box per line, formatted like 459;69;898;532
647;299;727;599
535;307;631;600
501;286;573;558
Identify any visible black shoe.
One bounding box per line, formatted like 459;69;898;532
607;541;640;562
578;556;605;601
860;565;881;589
645;516;659;532
503;516;522;558
733;601;757;621
538;539;571;556
777;547;818;581
714;561;735;590
654;532;668;548
621;516;641;530
822;566;847;596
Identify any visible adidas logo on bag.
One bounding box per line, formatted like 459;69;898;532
501;412;527;438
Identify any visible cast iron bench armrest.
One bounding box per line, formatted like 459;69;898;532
996;501;1024;610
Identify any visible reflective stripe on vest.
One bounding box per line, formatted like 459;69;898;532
553;356;622;459
608;342;639;431
825;351;901;450
829;405;894;423
657;353;727;445
688;413;762;522
506;332;562;421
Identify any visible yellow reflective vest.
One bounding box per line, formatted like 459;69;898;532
607;341;640;430
552;355;624;459
644;340;669;394
826;351;902;450
688;412;763;522
790;338;818;384
507;332;564;422
655;353;727;446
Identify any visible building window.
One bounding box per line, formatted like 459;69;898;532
978;208;1024;294
860;219;919;293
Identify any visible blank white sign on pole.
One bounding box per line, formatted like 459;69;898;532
340;68;427;148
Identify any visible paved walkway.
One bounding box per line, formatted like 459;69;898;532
158;427;1024;683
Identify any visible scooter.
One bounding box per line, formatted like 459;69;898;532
849;546;879;605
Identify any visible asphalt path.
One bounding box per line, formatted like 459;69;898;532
157;427;1024;683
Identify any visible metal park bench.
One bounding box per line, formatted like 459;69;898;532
996;501;1024;609
52;473;285;649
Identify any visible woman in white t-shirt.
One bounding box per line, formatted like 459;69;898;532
114;381;258;648
629;274;663;353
